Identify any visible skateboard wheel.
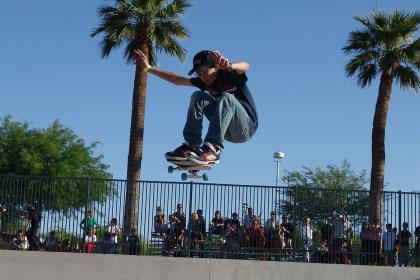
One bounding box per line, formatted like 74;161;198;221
168;166;174;173
203;173;209;181
181;173;188;181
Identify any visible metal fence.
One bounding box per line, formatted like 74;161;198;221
0;175;419;266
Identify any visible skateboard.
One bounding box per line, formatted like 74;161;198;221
167;159;212;181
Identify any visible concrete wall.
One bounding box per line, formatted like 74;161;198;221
0;250;419;280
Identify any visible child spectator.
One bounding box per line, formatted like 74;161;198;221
43;230;59;252
153;207;165;235
108;218;121;245
80;210;97;236
125;228;141;255
84;227;97;253
13;230;29;250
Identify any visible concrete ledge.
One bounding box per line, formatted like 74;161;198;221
0;250;419;280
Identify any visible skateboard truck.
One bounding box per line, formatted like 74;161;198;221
167;161;211;181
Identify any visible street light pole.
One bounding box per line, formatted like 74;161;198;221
273;151;285;215
273;151;285;186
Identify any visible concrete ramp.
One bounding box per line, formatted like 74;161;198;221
1;250;419;280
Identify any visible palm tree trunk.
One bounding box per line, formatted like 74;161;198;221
370;72;393;224
124;44;148;238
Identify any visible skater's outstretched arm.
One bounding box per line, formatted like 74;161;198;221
134;49;193;87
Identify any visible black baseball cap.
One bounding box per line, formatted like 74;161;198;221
188;50;218;76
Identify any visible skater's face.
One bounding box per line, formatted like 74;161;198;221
197;67;218;85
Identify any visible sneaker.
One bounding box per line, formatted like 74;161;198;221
186;142;221;165
165;143;197;161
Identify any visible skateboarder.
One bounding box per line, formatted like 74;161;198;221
134;49;258;165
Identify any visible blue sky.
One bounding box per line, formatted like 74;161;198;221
1;0;419;192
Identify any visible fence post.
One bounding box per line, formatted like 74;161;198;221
398;190;402;234
187;180;194;258
293;184;297;261
83;177;91;239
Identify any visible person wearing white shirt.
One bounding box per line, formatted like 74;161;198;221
299;216;316;263
108;218;121;244
383;223;396;266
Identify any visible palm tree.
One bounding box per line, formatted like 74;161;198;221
343;10;420;223
91;0;191;235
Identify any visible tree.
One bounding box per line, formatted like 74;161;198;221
91;0;191;234
0;116;113;232
342;10;420;223
281;161;369;227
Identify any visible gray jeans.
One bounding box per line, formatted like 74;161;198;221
183;91;256;148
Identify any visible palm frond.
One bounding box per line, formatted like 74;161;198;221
342;30;377;55
395;65;420;91
344;51;379;77
157;0;192;20
356;63;378;88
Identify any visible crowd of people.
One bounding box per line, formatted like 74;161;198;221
2;204;420;267
1;209;141;256
153;205;420;266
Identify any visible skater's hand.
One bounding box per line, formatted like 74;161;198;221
213;50;230;70
134;49;150;70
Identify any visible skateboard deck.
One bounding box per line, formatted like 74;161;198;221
167;159;212;181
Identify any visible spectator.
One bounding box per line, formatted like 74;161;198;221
12;230;29;250
108;218;121;246
188;212;204;257
210;210;224;235
26;205;41;251
264;211;279;250
281;213;293;251
61;239;73;253
315;240;329;263
99;232;115;254
84;227;97;253
332;212;353;264
246;218;265;259
321;215;334;245
299;216;316;263
393;239;400;267
153;207;165;235
369;218;382;265
360;222;370;265
80;210;97;236
125;228;141;255
383;223;397;266
172;204;186;232
43;230;59;252
164;215;184;256
230;213;241;230
398;222;411;267
414;226;420;267
197;209;206;236
243;207;255;229
320;215;334;263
